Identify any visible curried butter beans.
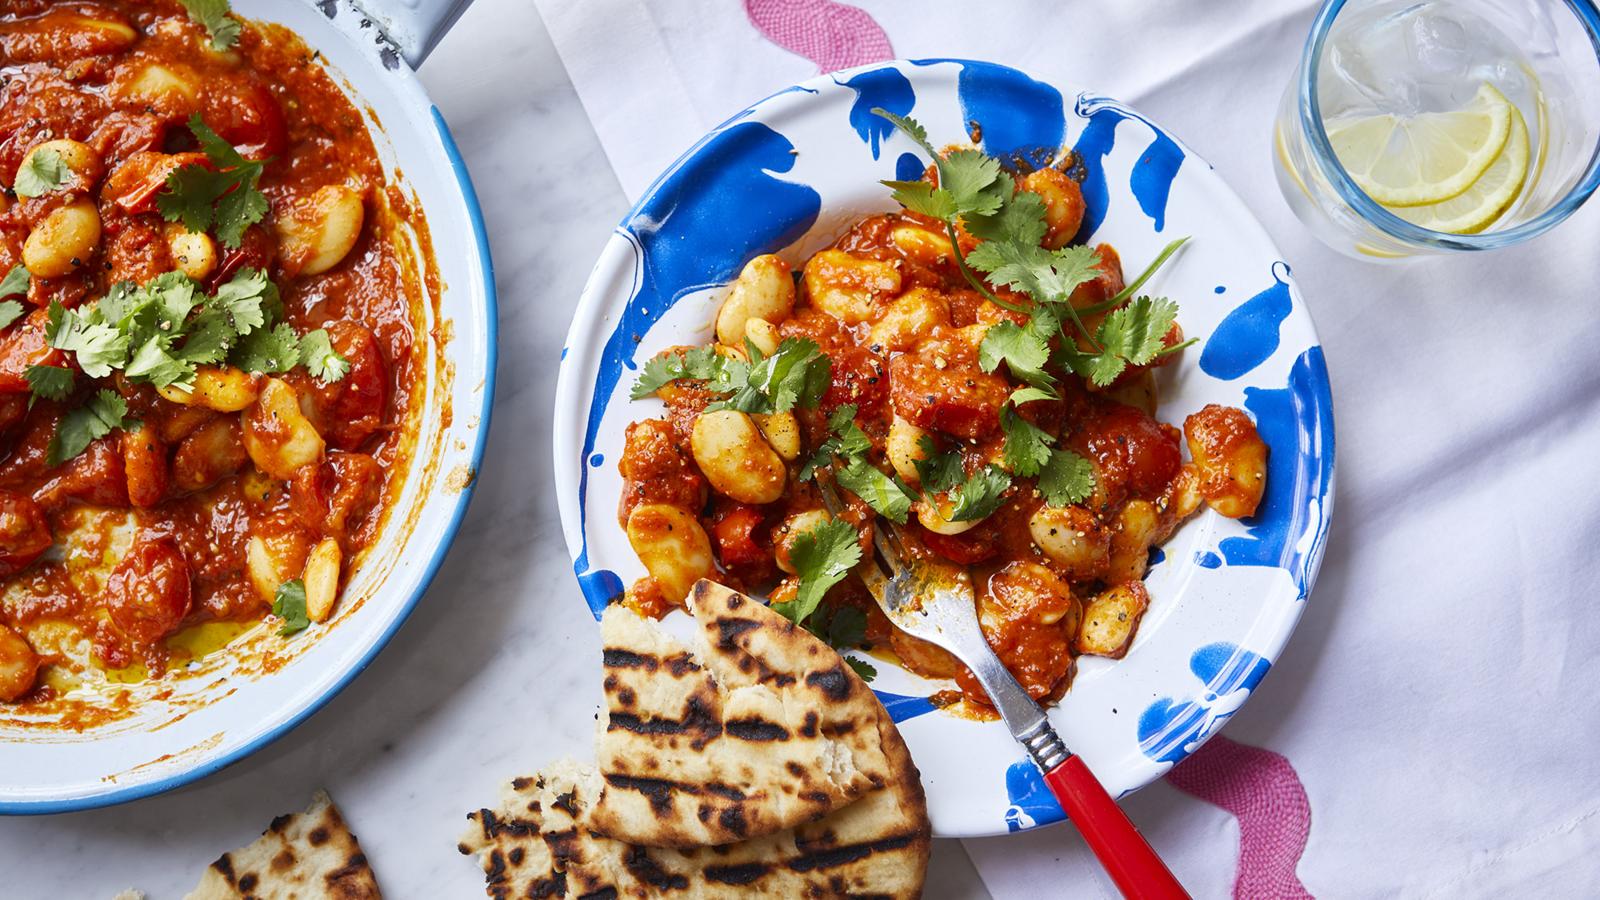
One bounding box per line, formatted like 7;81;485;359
626;504;714;604
22;200;101;278
715;254;795;346
690;410;786;505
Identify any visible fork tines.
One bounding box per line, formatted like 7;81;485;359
813;469;909;591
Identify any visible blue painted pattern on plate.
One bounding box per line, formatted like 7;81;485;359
1138;642;1272;763
840;68;915;159
1200;262;1294;381
1217;347;1336;599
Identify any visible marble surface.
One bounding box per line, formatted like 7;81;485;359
0;1;987;896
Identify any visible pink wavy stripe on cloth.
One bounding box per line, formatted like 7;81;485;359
1167;735;1315;899
744;0;894;72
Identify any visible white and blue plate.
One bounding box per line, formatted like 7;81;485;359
553;59;1334;838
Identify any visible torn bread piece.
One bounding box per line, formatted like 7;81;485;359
185;790;381;899
586;580;891;847
461;712;928;899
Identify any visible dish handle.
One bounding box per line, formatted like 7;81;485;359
358;0;474;68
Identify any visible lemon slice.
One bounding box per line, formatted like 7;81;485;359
1392;106;1529;234
1326;82;1513;207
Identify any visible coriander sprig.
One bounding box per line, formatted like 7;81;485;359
36;268;349;465
45;268;345;393
47;390;139;467
0;265;29;331
771;518;861;627
631;337;831;416
770;518;877;681
157;115;269;249
178;0;242;51
872;109;1194;389
14;149;67;199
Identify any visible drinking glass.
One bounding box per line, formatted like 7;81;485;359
1274;0;1600;259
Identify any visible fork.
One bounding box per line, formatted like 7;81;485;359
814;476;1189;899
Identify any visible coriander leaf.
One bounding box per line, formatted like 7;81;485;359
826;606;868;649
800;403;870;481
157;165;234;236
1097;296;1179;368
938;149;1007;217
1000;407;1054;477
880;180;956;220
826;404;871;458
844;656;878;682
212;174;271;248
965;238;1050;298
946;464;1012;522
124;335;189;388
870;108;937;158
272;579;311;636
24;364;73;403
209;267;273;334
968;241;1102;307
711;337;829;415
179;0;242;50
872;109;1009;218
835;457;914;524
231;322;300;374
1038;449;1096;507
0;302;22;332
966;187;1048;247
157;116;268;249
771;519;861;626
47;389;137;466
978;319;1048;381
14;148;66;199
51;308;129;379
630;346;738;400
913;436;965;493
1080;350;1127;386
0;264;30;300
298;329;350;383
1009;385;1057;405
177;307;235;364
147;271;200;328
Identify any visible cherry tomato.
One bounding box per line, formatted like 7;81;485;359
0;310;67;394
203;81;287;162
305;323;386;451
711;502;768;568
0;490;50;577
105;538;192;645
821;346;888;417
102;151;210;215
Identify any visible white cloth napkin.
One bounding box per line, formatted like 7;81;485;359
529;0;1600;895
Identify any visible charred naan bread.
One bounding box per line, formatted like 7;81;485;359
460;724;928;899
185;791;381;899
458;580;930;897
587;581;892;847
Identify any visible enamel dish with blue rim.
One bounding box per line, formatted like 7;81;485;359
553;59;1334;837
0;0;493;813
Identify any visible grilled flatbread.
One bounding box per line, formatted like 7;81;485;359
587;580;891;847
460;718;928;899
186;791;381;899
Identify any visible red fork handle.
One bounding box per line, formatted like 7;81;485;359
1043;754;1190;899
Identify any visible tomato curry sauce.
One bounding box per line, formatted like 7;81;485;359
0;1;424;711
